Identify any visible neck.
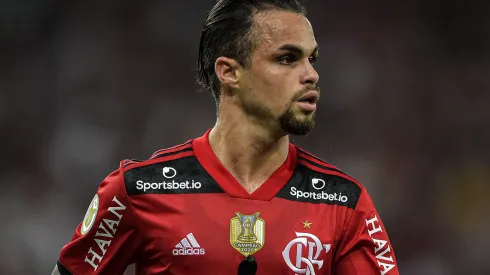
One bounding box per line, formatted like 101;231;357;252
208;101;290;193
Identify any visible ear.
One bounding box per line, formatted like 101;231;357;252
215;57;241;91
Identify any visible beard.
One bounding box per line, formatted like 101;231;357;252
240;85;319;136
242;101;317;136
279;84;320;135
279;105;316;135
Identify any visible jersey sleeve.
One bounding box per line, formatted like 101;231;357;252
56;162;140;274
334;187;399;275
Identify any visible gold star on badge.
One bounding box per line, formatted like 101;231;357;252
302;220;312;229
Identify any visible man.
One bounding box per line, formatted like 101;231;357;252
53;0;399;274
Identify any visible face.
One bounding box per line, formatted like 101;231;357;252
237;11;320;136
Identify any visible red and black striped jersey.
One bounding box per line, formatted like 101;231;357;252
56;129;399;275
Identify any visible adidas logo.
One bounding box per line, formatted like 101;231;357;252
172;233;206;256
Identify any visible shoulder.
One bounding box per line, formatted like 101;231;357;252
121;140;194;172
121;139;195;184
295;146;364;189
290;146;366;209
119;140;221;196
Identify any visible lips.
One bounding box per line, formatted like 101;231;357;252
297;90;319;104
296;90;319;112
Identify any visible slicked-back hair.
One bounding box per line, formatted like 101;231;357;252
197;0;307;105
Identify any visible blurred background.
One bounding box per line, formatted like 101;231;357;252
1;0;489;274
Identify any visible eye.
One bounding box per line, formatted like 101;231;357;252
277;54;297;65
309;55;318;64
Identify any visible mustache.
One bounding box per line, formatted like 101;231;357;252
293;84;321;101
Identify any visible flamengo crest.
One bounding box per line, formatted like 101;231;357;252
282;232;331;275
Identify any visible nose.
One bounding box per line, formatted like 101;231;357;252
301;60;319;85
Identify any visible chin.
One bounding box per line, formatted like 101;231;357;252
288;122;315;136
279;112;316;136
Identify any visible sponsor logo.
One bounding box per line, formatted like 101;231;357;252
136;180;201;192
162;167;177;178
311;178;325;190
172;233;206;256
290;187;348;202
365;215;396;275
282;232;331;275
81;194;99;235
230;212;265;257
84;196;126;271
136;167;202;192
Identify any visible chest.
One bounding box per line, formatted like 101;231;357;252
132;193;343;275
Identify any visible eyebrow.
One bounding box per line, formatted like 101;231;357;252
278;44;319;56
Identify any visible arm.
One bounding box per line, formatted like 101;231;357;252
334;188;399;275
51;261;71;275
54;163;140;274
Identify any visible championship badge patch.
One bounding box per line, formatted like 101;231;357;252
230;212;265;256
81;194;99;235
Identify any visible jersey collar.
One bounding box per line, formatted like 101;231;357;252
193;129;297;201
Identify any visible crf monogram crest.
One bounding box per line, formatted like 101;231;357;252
230;212;265;256
282;232;331;275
